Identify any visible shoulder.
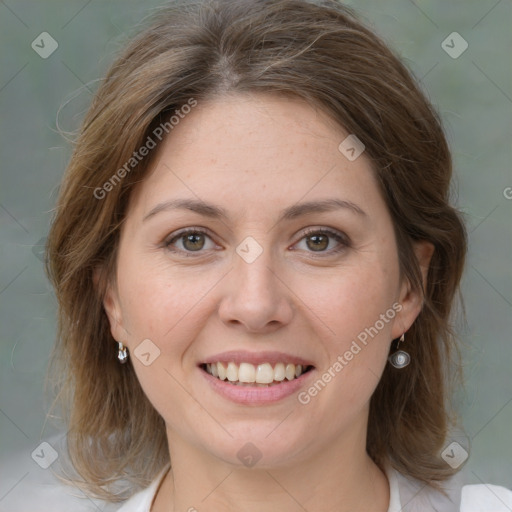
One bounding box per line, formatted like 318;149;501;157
116;485;155;512
116;464;170;512
0;437;168;512
460;483;512;511
0;444;117;512
390;467;512;512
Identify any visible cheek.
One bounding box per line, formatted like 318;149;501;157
295;258;398;407
116;254;209;343
114;255;223;412
301;261;398;343
323;269;398;398
115;259;209;424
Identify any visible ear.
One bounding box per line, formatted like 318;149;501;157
94;266;129;344
391;240;435;339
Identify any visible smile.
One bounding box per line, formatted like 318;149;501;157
202;362;314;386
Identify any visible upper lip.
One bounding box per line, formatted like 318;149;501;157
200;350;315;367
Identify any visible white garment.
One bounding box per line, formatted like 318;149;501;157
3;436;511;511
117;464;512;512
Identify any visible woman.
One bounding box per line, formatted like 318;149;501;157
45;0;512;510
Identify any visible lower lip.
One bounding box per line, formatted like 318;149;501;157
200;367;315;405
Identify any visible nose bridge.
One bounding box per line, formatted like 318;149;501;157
218;235;293;331
233;238;280;304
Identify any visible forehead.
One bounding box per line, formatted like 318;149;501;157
127;93;386;223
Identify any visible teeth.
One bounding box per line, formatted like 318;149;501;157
217;362;227;380
274;362;285;381
285;363;295;381
238;362;256;383
256;363;274;384
226;362;238;382
205;361;310;384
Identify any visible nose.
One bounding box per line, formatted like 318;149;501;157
217;247;294;334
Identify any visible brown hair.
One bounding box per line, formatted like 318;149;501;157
46;0;468;501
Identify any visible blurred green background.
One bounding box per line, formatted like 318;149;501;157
1;0;511;509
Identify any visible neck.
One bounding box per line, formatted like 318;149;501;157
152;427;390;512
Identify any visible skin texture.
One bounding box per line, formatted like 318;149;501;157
103;93;434;511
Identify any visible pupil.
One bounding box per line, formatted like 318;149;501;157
307;234;328;251
184;233;204;251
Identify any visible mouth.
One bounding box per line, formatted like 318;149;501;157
200;361;315;387
198;351;316;404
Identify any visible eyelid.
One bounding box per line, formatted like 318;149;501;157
163;227;218;252
294;226;351;255
300;226;349;242
163;226;350;256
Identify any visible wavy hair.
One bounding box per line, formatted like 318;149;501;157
46;0;468;501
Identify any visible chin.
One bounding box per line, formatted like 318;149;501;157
199;427;311;469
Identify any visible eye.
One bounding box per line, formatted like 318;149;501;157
164;228;217;256
294;228;350;255
163;226;350;258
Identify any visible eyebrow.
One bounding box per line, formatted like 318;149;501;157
143;197;367;223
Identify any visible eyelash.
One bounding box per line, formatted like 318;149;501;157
163;227;350;258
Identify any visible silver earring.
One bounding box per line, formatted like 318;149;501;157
388;333;410;369
118;342;129;364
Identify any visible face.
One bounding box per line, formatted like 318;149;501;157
103;93;431;469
